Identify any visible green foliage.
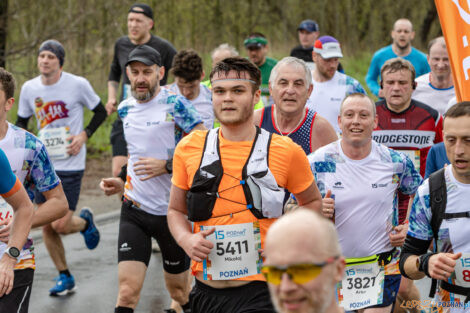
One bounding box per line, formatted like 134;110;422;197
3;0;440;156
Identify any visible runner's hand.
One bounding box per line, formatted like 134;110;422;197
0;219;12;243
183;228;215;262
389;223;408;247
322;190;334;219
105;99;117;115
428;252;462;281
0;255;17;296
100;177;125;196
133;157;167;181
66;131;87;156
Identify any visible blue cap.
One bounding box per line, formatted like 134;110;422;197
298;19;319;33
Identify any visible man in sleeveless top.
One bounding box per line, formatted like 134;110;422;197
254;57;337;155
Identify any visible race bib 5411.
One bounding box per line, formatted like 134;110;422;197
201;222;261;280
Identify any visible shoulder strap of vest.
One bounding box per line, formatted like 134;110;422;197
260;127;273;169
198;128;220;170
242;127;262;179
428;167;447;298
429;167;447;245
242;127;273;214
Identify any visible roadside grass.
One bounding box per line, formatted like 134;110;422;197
6;52;374;158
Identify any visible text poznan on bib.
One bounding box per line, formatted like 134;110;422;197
201;222;262;280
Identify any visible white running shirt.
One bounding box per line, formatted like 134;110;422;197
165;82;214;129
17;72;101;171
309;140;422;258
118;88;202;215
412;74;455;116
306;71;366;133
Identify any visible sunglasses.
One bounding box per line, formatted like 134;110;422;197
262;256;339;285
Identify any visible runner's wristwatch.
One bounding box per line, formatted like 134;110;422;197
416;253;430;273
5;246;20;260
165;158;173;174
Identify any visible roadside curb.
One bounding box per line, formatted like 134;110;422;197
31;210;121;243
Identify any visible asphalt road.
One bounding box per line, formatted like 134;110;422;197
29;218;172;313
27;213;433;313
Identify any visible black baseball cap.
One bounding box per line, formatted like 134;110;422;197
126;45;162;67
128;3;153;20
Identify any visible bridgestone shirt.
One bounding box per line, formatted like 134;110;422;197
373;99;443;178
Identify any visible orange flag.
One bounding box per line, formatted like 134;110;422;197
435;0;470;101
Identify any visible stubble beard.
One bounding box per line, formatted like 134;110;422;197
131;83;158;102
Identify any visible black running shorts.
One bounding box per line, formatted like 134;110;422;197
117;199;190;274
190;279;275;313
0;268;34;313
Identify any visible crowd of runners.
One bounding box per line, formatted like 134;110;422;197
0;2;469;313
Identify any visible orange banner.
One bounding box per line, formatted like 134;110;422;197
435;0;470;101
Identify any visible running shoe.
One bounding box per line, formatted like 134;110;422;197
79;207;100;249
49;273;76;296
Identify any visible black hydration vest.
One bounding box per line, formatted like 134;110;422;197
429;168;470;303
186;127;285;222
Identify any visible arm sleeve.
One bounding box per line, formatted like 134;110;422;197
365;55;380;96
398;153;423;195
84;102;107;138
108;42;122;82
15;115;30;130
173;96;203;133
285;142;315;194
0;149;19;196
399;235;433;278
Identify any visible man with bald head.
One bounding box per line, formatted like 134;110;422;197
366;18;430;96
412;37;455;116
202;43;240;88
263;209;345;313
309;93;422;312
